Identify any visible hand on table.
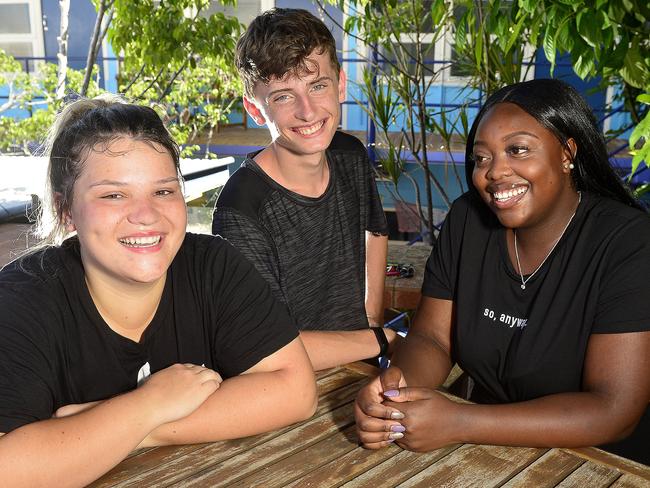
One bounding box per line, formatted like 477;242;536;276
355;366;408;449
385;387;461;452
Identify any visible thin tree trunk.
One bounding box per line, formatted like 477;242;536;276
56;0;70;100
81;0;114;96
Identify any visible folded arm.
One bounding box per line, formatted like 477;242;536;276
140;336;317;447
0;363;220;487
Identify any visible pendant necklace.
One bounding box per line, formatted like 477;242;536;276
513;192;581;290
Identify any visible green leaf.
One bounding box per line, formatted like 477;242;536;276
576;10;602;48
543;27;557;72
519;0;536;14
622;0;634;11
573;45;596;79
621;40;647;89
504;15;526;54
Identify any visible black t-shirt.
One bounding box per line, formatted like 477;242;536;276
422;191;650;461
0;233;298;434
424;191;650;400
212;131;388;331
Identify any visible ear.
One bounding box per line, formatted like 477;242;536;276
242;96;267;126
561;138;578;174
337;69;347;104
55;192;76;233
62;210;76;233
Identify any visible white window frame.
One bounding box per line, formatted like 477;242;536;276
0;0;45;64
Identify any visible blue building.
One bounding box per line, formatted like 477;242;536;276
0;0;641;214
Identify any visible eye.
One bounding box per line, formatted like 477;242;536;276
508;144;529;156
472;153;491;167
272;93;292;103
101;193;123;200
311;82;327;92
155;189;174;196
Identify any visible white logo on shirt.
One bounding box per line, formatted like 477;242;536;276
137;361;151;386
483;308;528;329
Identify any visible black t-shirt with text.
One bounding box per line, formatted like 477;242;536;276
423;191;650;462
0;233;297;433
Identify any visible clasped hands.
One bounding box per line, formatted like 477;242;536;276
355;366;461;452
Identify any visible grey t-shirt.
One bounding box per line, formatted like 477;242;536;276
212;131;388;331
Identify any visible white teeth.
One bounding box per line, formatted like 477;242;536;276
493;186;527;201
295;120;324;135
119;235;161;247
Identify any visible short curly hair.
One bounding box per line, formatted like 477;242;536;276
236;8;340;98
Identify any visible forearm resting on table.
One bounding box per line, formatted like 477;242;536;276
453;331;650;448
365;232;388;325
451;390;645;448
300;329;385;371
0;390;159;488
142;343;317;447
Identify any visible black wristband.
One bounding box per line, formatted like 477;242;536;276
371;327;389;358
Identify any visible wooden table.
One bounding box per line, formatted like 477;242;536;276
90;363;650;487
384;241;432;310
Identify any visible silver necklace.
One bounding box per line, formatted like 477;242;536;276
513;192;581;290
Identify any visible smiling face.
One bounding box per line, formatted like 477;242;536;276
471;102;576;230
243;49;346;163
66;137;187;288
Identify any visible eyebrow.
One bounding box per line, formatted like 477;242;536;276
474;130;541;146
89;176;180;188
265;76;334;101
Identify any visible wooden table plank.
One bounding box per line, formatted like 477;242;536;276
317;368;367;396
340;445;460;488
555;461;622;487
229;425;361;488
91;373;366;487
609;473;650;487
176;402;356;486
501;449;584;487
567;447;650;482
395;444;547;488
282;442;408;488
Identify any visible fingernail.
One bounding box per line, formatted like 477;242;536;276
388;432;404;440
390;425;406;433
387;439;395;443
390;411;405;420
383;389;399;397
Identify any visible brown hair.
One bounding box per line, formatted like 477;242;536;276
39;94;181;245
236;8;340;98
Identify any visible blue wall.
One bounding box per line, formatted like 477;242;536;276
41;0;111;87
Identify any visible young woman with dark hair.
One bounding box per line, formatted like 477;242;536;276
0;95;317;486
355;79;650;464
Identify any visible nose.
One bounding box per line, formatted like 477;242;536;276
295;94;316;121
485;153;513;181
127;196;160;226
